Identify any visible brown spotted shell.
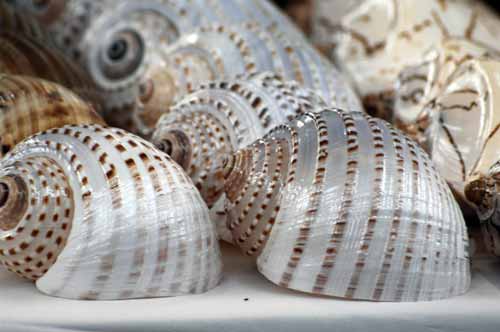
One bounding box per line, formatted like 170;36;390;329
0;124;222;300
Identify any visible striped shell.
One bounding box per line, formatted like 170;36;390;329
0;22;101;109
152;73;327;240
0;75;104;158
6;0;310;133
0;124;222;300
135;21;360;134
394;39;500;138
311;0;500;119
221;109;469;302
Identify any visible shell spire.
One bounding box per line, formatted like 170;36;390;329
152;73;327;240
0;124;222;300
221;109;469;302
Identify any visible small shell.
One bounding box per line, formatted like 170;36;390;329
312;0;500;119
0;124;222;300
394;39;500;137
221;109;469;302
152;73;327;240
0;75;104;157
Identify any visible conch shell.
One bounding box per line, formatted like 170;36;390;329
312;0;500;119
0;75;104;157
152;73;328;240
0;124;222;300
220;109;469;302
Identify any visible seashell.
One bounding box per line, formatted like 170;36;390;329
220;109;469;302
6;0;320;134
133;21;362;135
311;0;500;120
0;124;222;300
152;72;327;240
394;39;500;139
0;74;104;158
0;18;103;111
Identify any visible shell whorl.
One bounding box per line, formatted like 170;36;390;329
311;0;500;119
152;73;326;208
0;75;104;157
223;109;469;302
0;124;222;300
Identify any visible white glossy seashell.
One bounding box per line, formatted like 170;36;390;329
394;39;500;136
0;124;222;300
311;0;500;119
221;109;469;302
0;74;104;157
152;73;328;240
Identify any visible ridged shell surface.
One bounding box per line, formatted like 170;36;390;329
311;0;500;119
136;21;361;134
0;75;104;157
6;0;312;134
0;124;222;300
221;110;469;302
152;73;327;240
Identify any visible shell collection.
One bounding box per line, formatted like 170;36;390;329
0;124;222;299
311;0;500;119
5;0;500;303
5;0;360;136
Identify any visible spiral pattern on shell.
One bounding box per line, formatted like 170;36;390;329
221;109;469;302
311;0;500;119
152;73;327;240
0;124;222;300
0;75;104;157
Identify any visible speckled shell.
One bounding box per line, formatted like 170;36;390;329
6;0;321;134
394;39;500;137
152;73;327;240
133;21;361;135
0;124;222;300
312;0;500;119
221;109;469;302
0;75;104;157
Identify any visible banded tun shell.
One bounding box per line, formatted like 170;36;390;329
394;39;500;139
0;75;104;157
152;73;327;240
0;124;222;300
134;22;361;135
311;0;500;119
221;110;469;302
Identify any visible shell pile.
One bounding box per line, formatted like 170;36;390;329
6;0;500;303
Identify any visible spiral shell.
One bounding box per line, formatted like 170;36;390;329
0;75;104;157
312;0;500;119
134;21;361;135
152;73;327;239
394;39;500;137
220;109;469;302
0;124;222;300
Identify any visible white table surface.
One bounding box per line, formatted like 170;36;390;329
1;242;499;332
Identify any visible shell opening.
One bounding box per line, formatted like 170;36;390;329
0;175;28;231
